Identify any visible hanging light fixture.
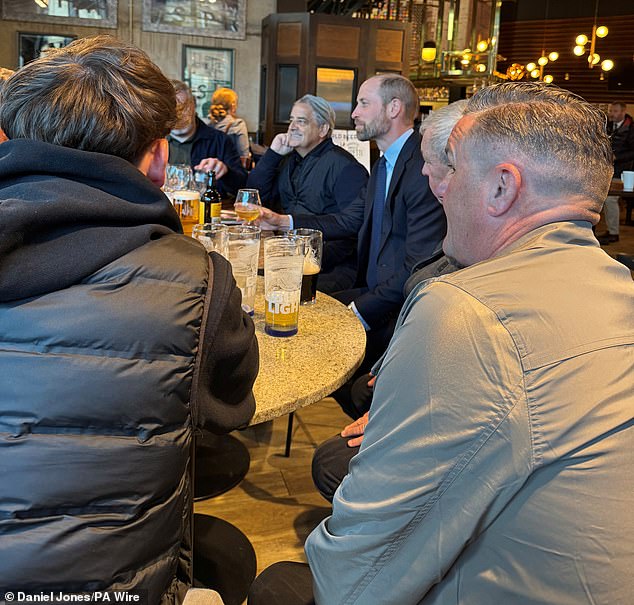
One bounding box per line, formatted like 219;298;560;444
421;41;437;63
572;0;614;73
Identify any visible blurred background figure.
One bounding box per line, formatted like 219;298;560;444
0;67;15;143
209;87;252;169
597;101;634;245
168;80;246;196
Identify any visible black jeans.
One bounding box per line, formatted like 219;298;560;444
311;374;372;501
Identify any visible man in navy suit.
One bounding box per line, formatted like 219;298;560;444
259;75;446;404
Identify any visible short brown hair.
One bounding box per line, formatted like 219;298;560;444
374;74;419;123
0;36;176;164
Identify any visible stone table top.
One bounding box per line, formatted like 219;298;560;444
249;279;366;425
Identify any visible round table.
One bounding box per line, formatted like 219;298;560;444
250;279;367;426
193;281;366;603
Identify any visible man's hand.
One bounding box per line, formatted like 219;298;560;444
270;133;293;156
341;411;369;448
194;157;228;179
256;206;291;230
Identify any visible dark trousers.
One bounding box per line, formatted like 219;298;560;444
311;374;371;501
248;561;315;605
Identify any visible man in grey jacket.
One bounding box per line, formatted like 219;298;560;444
249;83;634;604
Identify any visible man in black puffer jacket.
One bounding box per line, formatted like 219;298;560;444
0;36;258;604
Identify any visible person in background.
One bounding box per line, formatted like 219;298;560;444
258;75;446;415
168;80;247;196
311;100;467;503
0;67;14;143
597;100;634;244
0;35;257;603
249;81;634;605
209;87;252;169
248;94;368;289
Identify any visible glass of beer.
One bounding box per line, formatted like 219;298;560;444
227;225;261;316
234;188;262;223
264;236;305;337
192;223;228;259
289;228;322;305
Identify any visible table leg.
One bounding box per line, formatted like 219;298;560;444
284;412;294;458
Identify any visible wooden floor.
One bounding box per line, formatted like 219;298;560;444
195;205;634;603
195;397;348;581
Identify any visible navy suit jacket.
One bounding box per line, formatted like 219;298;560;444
296;130;446;329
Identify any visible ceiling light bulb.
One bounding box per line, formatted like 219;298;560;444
475;63;487;72
531;69;540;78
538;56;548;66
573;45;585;56
601;59;614;71
589;53;600;65
548;51;559;61
575;34;588;46
460;58;471;66
476;40;488;52
543;75;554;84
526;62;536;72
596;26;608;38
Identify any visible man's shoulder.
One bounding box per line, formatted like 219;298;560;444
194;119;228;143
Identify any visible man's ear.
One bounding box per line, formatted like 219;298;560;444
487;163;521;216
318;123;330;139
387;97;403;119
139;138;169;188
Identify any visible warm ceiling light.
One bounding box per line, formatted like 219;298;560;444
476;40;488;52
421;41;437;63
460;57;471;66
531;69;540;78
576;34;588;46
543;75;554;83
475;63;487;72
589;53;601;65
538;56;548;66
601;59;614;71
548;51;559;61
573;45;585;56
596;25;608;38
526;62;536;72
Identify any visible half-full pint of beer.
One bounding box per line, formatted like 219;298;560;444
264;236;305;337
265;291;300;337
301;258;320;304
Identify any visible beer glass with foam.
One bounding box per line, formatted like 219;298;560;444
289;228;322;305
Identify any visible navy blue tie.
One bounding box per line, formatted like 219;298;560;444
366;156;387;290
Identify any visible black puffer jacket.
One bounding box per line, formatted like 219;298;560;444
0;140;258;603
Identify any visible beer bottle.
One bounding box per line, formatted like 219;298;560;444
200;171;222;224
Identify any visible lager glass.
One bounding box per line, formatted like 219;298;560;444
227;225;261;316
192;223;228;258
264;236;305;337
289;228;323;305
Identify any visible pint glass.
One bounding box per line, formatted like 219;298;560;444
264;236;305;337
227;225;261;316
192;223;228;258
289;228;323;305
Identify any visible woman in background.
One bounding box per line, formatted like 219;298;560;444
209;87;251;168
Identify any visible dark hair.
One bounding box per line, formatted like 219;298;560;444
0;35;176;164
